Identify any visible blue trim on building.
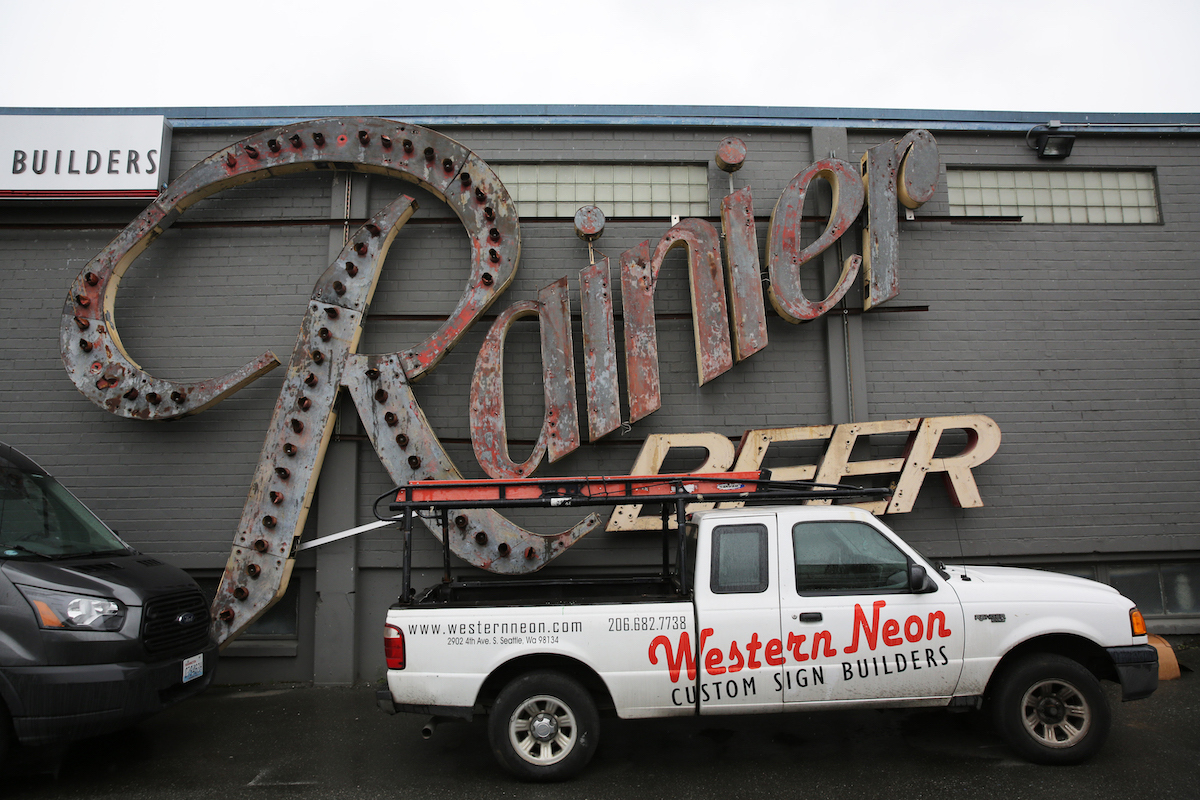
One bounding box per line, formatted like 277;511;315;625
3;105;1200;133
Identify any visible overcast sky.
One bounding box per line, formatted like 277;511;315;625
1;0;1197;115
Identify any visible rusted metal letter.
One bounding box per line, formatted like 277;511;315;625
766;158;865;323
620;219;734;423
538;279;580;462
579;257;621;441
620;242;660;424
860;130;939;310
61;119;520;421
653;219;734;384
59;119;536;646
60;215;280;419
211;195;418;644
470;279;580;478
347;353;599;574
720;187;768;361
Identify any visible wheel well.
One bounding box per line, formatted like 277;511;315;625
476;655;615;714
985;634;1117;697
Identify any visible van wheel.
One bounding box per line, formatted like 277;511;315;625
487;671;598;781
990;654;1110;764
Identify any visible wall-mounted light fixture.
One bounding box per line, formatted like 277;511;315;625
1027;121;1076;159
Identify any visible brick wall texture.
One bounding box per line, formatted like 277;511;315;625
3;116;1197;602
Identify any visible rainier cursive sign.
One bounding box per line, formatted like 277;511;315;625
59;118;984;644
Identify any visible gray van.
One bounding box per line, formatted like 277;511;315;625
0;442;216;763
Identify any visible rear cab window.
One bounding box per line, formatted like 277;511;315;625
710;523;770;594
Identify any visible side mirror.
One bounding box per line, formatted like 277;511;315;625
909;563;938;594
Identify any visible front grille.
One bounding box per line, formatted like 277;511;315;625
142;590;210;656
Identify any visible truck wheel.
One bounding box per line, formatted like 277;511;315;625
488;671;599;781
990;654;1110;764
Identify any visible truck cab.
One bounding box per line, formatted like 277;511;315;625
691;504;1155;714
690;504;962;714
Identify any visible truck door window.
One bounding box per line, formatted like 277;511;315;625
791;521;909;594
710;524;769;594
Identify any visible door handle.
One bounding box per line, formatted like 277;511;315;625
798;612;823;623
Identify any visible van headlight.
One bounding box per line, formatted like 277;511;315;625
17;585;127;631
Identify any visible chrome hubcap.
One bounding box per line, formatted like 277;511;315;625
1020;678;1091;748
508;695;577;766
530;712;558;741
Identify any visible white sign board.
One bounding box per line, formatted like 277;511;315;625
1;115;171;199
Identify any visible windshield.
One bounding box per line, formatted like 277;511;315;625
0;466;129;559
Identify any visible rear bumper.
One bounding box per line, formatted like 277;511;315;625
375;688;472;720
2;641;218;746
1106;644;1158;701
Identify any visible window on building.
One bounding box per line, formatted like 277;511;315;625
1109;563;1200;617
195;576;299;638
946;169;1159;223
493;163;709;218
1043;561;1200;620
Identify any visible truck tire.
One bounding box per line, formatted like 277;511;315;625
990;654;1110;764
487;671;599;781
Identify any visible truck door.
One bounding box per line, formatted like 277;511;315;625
693;516;784;714
777;513;965;706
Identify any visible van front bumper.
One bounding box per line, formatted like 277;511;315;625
1;641;217;746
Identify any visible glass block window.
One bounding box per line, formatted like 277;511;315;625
494;163;709;218
1109;565;1167;615
946;169;1159;223
1044;562;1200;618
1109;563;1200;617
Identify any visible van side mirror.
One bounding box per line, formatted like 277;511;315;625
909;564;938;594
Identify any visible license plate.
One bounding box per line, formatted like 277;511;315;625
183;654;204;683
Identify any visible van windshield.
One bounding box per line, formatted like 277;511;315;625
0;466;129;559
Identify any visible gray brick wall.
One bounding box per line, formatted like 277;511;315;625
3;113;1198;679
842;131;1200;560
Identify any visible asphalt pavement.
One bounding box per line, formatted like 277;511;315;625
4;638;1198;800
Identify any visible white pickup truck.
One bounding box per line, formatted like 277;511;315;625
374;475;1157;781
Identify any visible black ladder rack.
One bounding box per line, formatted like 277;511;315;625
373;473;891;604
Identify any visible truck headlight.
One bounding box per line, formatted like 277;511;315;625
17;585;127;632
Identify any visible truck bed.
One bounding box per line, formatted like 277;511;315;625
408;573;688;608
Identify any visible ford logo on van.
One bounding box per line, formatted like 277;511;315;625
176;612;197;626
